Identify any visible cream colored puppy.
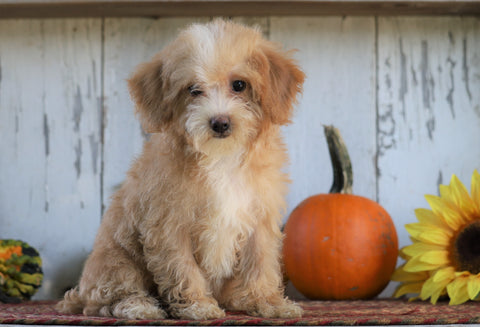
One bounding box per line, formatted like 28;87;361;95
57;19;305;320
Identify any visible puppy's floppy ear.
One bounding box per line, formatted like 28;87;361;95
254;43;305;125
128;55;172;133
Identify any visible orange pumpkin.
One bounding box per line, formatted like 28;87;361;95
283;126;398;300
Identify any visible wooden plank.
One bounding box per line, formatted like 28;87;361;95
232;16;269;37
270;17;377;216
0;19;102;299
377;16;480;245
271;17;376;300
377;17;480;295
102;18;208;208
0;0;479;18
378;17;480;293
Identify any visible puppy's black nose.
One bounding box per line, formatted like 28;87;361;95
210;116;231;137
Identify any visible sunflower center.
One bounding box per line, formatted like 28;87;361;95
454;220;480;274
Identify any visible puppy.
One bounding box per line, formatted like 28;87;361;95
57;19;305;320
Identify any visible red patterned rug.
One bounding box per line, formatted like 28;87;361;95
0;300;480;325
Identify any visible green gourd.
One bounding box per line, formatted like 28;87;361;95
0;240;43;303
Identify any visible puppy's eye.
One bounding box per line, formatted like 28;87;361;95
188;85;203;97
232;80;247;93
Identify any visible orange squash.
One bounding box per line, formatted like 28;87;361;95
283;126;398;300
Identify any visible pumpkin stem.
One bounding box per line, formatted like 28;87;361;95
324;125;353;194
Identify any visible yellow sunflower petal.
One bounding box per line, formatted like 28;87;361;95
391;264;429;282
425;194;465;230
408;235;421;244
418;250;450;265
405;223;453;241
450;174;477;221
420;275;450;303
402;242;446;258
438;183;469;221
425;268;456;304
455;271;472;278
471;170;480;213
405;223;431;239
420;276;437;300
399;249;412;261
415;208;450;230
447;276;470;305
467;274;480;300
439;183;452;199
431;287;448;305
416;229;452;246
404;255;442;272
433;266;456;283
439;184;458;212
393;282;424;298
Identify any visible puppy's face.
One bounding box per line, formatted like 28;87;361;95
129;20;304;156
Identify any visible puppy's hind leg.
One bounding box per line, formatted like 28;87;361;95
90;259;166;320
56;287;84;314
71;244;167;320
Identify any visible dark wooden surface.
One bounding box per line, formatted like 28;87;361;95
1;0;480;18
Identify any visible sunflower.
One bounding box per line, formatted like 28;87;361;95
392;170;480;305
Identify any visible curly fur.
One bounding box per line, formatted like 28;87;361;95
57;19;305;320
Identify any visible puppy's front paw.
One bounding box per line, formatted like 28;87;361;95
248;299;303;318
112;295;167;319
171;300;226;320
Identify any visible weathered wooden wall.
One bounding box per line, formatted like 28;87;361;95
0;16;479;300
